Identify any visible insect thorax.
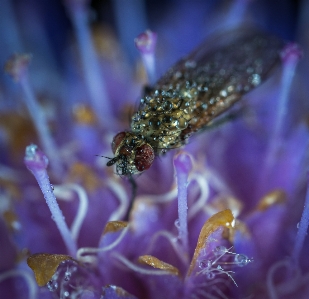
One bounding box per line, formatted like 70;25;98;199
130;85;200;150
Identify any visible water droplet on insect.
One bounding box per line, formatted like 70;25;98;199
251;74;261;86
64;291;70;297
185;60;196;68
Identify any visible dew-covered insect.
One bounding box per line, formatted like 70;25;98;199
107;29;284;176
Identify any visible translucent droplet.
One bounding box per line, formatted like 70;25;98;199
213;246;227;256
64;271;71;281
251;74;261;86
199;260;207;269
234;254;251;267
64;291;70;297
50;184;54;190
174;219;180;229
199;259;212;269
206;272;215;280
186;60;196;68
220;89;227;97
47;280;58;292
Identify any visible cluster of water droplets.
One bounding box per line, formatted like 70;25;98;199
197;245;253;285
46;260;89;299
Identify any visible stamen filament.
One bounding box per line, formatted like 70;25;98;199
112;252;173;276
174;152;192;255
257;43;301;194
112;0;147;63
0;269;37;299
24;144;77;257
53;183;89;242
292;174;309;265
5;54;63;177
135;30;157;85
107;179;129;221
65;0;112;127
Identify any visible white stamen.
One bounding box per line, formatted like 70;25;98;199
54;183;89;242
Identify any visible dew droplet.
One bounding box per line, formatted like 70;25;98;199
47;280;58;292
199;259;212;269
64;291;70;297
174;219;180;229
234;254;251;267
206;272;215;280
213;246;227;256
64;270;71;281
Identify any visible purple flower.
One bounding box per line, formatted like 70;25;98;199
0;1;308;299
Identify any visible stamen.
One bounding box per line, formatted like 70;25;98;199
292;174;309;265
112;0;148;63
276;43;302;140
24;144;77;257
1;0;23;55
112;252;173;276
106;179;129;221
225;0;250;28
266;259;289;299
5;54;63;177
258;43;302;194
134;30;157;85
173;152;192;255
65;0;112;127
77;224;129;264
53;183;89;242
147;230;189;265
0;269;37;299
188;173;210;220
0;163;23;181
138;186;177;204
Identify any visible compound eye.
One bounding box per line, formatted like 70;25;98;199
111;132;126;154
134;144;155;172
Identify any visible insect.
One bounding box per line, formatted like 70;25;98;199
107;29;284;176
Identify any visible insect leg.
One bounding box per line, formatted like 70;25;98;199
124;175;137;221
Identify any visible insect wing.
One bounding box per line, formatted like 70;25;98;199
156;29;285;133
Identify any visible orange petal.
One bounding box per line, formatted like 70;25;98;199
66;162;101;192
138;255;180;276
27;253;73;286
187;209;234;277
72;104;97;125
256;189;286;211
102;221;128;236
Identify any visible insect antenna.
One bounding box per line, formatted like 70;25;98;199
96;155;121;167
95;154;112;160
124;175;137;221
